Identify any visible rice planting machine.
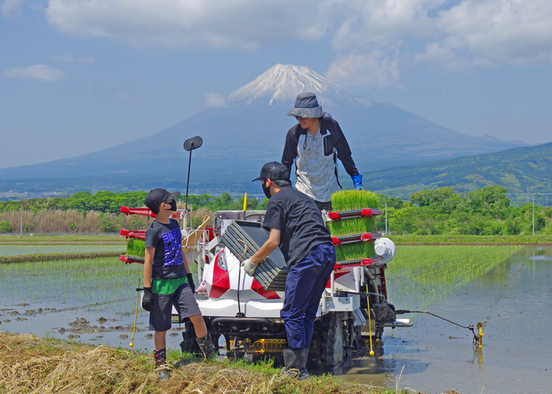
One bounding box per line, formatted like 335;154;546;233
120;202;412;371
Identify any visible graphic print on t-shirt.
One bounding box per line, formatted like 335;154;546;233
161;228;183;266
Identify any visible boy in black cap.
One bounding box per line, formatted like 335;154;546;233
282;92;362;211
143;188;215;380
243;163;336;380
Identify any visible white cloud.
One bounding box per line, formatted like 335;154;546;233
4;64;66;81
203;93;228;108
45;0;325;50
44;0;552;86
326;48;402;89
1;0;22;17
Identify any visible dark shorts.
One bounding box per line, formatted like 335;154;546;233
149;284;201;332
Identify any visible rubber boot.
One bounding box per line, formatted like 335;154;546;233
282;348;310;380
195;334;216;359
154;348;170;381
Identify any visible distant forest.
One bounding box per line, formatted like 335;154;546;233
0;186;551;235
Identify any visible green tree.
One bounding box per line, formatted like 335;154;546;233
0;221;12;233
466;185;510;219
410;187;463;214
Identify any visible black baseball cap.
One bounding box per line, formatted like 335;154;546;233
252;162;290;182
144;188;181;211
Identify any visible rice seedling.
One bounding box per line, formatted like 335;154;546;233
334;241;375;262
329;190;380;261
126;237;145;257
0;257;143;313
330;190;380;211
385;244;523;314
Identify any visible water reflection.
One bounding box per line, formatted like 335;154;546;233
338;246;552;394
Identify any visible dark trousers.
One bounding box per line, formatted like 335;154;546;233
281;243;336;349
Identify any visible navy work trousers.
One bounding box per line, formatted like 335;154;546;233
280;243;336;349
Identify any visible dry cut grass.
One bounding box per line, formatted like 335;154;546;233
0;333;398;394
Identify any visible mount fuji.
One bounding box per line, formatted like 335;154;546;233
0;64;522;195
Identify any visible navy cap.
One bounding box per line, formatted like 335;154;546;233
252;162;290;182
144;188;181;211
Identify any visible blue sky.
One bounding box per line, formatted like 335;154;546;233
2;0;552;169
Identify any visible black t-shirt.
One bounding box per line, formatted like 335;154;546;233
262;186;332;267
145;219;186;279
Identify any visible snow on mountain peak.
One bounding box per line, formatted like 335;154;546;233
228;64;372;109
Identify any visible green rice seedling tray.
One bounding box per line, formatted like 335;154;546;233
331;232;381;245
330;190;380;211
126;238;145;258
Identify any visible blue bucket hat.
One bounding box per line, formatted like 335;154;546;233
287;92;323;119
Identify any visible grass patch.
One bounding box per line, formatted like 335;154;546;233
0;333;417;394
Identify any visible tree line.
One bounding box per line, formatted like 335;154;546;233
0;186;550;235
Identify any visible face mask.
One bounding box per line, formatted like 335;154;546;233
262;181;271;199
165;200;177;211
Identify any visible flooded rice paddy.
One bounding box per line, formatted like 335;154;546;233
0;244;124;256
1;244;551;393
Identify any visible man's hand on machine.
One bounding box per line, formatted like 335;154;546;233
241;259;257;276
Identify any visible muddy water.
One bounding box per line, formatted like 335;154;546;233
338;246;552;394
1;246;551;393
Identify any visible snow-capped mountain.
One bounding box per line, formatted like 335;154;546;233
228;64;372;110
0;64;523;194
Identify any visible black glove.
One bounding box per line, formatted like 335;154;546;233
187;273;195;294
141;287;153;311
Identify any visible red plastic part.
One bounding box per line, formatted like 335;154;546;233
331;232;381;245
120;229;146;239
251;279;281;299
328;208;382;220
209;251;231;299
119;206;181;219
119;255;144;264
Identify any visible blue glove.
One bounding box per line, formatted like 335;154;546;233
351;174;363;190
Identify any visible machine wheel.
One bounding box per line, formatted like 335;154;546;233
316;312;352;371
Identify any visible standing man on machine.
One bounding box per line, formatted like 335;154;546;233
282;92;362;211
241;162;336;380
